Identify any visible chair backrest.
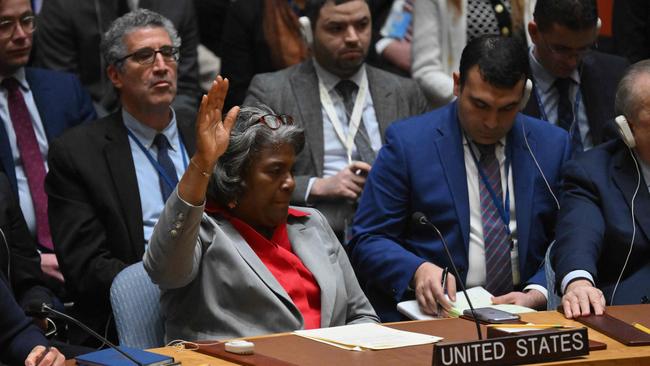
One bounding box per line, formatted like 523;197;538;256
545;240;562;311
110;262;164;348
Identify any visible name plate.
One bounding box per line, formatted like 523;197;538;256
432;328;589;366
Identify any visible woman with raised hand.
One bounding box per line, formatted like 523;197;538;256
144;76;378;342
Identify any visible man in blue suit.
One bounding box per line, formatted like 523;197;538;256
552;60;650;319
349;35;571;321
0;0;96;284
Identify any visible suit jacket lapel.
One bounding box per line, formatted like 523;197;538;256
613;148;650;242
578;57;604;144
177;118;196;156
366;66;395;141
510;117;535;269
25;69;62;140
103;113;145;258
288;220;336;327
435;103;470;254
291;61;325;176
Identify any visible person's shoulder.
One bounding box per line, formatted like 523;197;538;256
583;51;630;72
53;113;118;147
366;64;419;88
25;67;83;86
574;139;623;167
517;113;568;140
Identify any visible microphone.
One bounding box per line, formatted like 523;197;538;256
39;303;144;366
411;212;483;340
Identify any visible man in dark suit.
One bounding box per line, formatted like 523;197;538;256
33;0;200;124
349;35;571;321
523;0;628;153
245;0;428;240
0;0;96;286
45;9;195;344
552;61;650;319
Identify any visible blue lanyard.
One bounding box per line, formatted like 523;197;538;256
533;81;583;137
126;129;188;190
466;136;513;238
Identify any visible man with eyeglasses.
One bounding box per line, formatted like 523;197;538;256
0;0;95;294
523;0;628;154
33;0;200;126
44;9;196;345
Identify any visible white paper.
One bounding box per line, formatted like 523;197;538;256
397;286;536;320
293;323;442;350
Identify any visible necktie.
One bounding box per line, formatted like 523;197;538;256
334;80;376;165
555;78;583;153
153;134;178;202
476;143;513;296
3;78;54;250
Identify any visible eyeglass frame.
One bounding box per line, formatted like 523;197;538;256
115;45;180;66
0;14;36;40
257;114;294;129
538;32;597;59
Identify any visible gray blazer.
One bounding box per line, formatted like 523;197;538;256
244;60;429;234
144;191;378;342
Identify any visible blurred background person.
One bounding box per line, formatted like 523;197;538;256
411;0;534;107
220;0;310;110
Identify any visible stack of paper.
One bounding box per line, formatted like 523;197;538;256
293;323;442;351
397;286;536;320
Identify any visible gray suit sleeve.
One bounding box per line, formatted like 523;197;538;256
144;189;205;289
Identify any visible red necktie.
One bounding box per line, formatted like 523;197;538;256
3;77;54;250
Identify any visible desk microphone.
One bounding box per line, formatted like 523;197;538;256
38;303;144;366
412;212;482;340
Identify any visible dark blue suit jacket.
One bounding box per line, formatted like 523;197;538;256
0;274;48;365
0;67;96;195
349;102;571;321
551;140;650;305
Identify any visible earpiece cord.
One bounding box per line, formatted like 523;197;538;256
610;147;640;305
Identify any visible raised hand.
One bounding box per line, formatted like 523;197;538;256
179;75;240;206
193;75;240;173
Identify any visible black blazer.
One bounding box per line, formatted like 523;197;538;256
45;112;196;337
523;51;629;146
0;172;55;311
551;140;650;305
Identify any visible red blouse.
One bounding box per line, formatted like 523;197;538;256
207;205;322;329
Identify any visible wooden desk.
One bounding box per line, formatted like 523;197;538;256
69;305;650;365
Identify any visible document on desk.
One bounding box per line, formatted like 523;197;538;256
293;323;443;350
397;286;536;320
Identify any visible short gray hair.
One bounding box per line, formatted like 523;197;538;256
615;60;650;119
207;105;305;207
100;8;181;67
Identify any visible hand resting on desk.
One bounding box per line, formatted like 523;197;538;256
562;279;606;319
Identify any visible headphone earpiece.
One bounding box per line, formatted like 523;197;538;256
519;79;533;111
615;115;636;148
299;16;313;48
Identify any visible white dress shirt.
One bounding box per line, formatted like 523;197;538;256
122;108;188;244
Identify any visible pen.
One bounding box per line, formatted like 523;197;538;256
486;324;570;329
441;267;449;293
633;322;650;335
34;346;50;365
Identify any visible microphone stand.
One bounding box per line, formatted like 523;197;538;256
413;212;483;340
41;304;144;366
